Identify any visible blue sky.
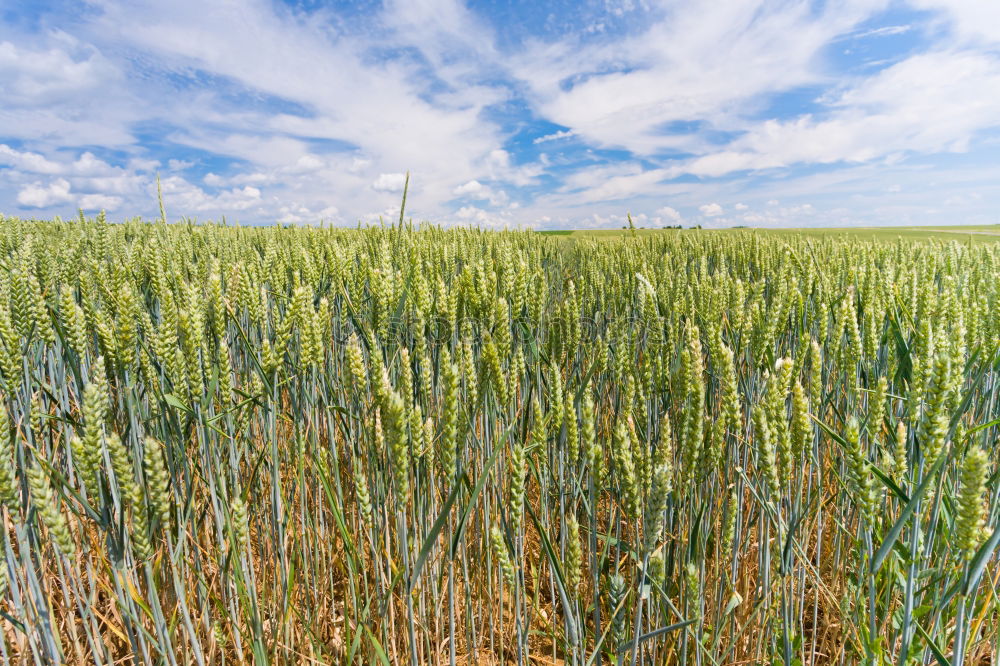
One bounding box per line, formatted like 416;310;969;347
1;0;998;228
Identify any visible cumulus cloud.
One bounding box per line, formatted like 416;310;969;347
655;206;682;223
0;40;117;107
372;173;409;193
0;145;127;188
0;36;137;147
17;179;73;207
289;155;324;173
699;203;723;217
69;152;120;177
79;193;123;211
734;202;817;227
128;157;160;172
452;204;519;228
455;205;495;224
0;144;63;174
277;204;339;225
158;177;263;213
453;180;483;195
451;179;509;206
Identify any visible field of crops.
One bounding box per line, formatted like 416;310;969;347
0;216;997;665
539;225;1000;244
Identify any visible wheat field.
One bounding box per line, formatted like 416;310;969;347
0;215;997;665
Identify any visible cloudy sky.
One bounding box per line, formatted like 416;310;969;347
1;0;998;228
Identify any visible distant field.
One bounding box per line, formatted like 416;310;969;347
539;224;1000;242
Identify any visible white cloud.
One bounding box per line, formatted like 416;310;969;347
455;205;499;226
685;52;1000;177
453;179;483;195
451;179;509;206
552;163;682;205
0;39;117;106
699;203;724;217
212;186;262;210
727;202;817;227
204;171;272;187
128;157;160;172
79;193;123;211
0;36;137;147
70;152;119;177
655;206;682;223
851;25;912;39
533;129;574;144
909;0;1000;46
380;0;498;73
372;173;409;193
348;157;371;173
290;154;324;173
17;179;73;207
0;145;124;182
158;177;263;213
0;144;63;174
0;0;515;223
275;203;339;225
511;0;891;156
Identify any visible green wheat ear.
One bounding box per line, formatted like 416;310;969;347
143;437;172;530
955;446;989;559
26;456;74;556
891;420;909;483
437;346;460;481
0;397;18;511
752;406;780;502
644;411;672;554
490;526;516;587
564;513;583;595
78;358;110;501
230;491;249;554
844;417;876;524
507;407;529;533
352;460;373;530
